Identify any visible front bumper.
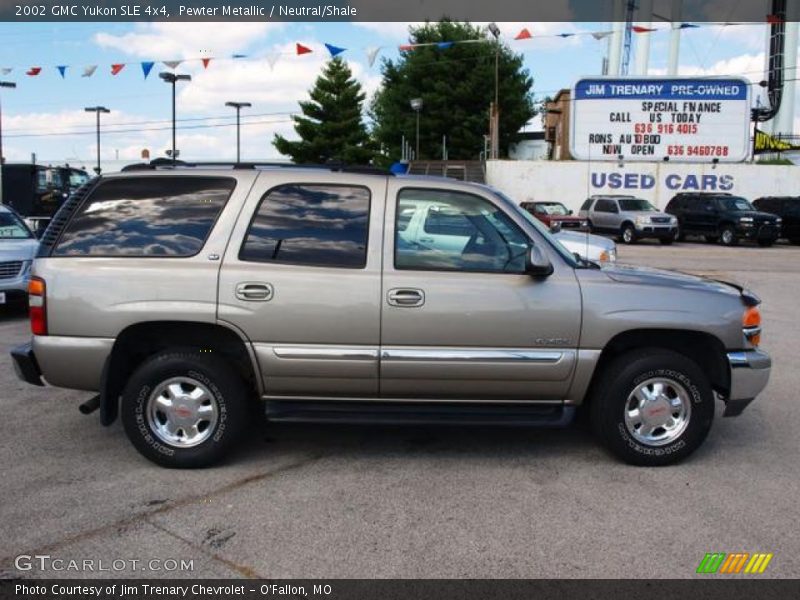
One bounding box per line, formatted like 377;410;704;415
11;342;44;386
635;224;677;239
737;223;780;241
724;349;771;416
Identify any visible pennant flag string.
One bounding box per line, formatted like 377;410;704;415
515;28;532;40
111;63;125;76
366;47;381;68
82;65;97;78
202;58;211;69
26;67;41;76
163;60;182;69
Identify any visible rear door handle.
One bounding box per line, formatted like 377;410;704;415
387;288;425;308
235;282;274;302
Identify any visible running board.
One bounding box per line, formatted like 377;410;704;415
265;400;575;427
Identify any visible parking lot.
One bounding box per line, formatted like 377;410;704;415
1;241;798;579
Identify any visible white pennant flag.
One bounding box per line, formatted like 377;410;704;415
591;31;613;40
266;52;280;70
366;47;381;68
82;65;98;77
1;67;12;75
163;60;183;69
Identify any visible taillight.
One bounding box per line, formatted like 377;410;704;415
28;277;47;336
743;306;761;347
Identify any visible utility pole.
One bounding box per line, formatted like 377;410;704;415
410;98;423;160
0;81;16;166
225;101;252;162
159;72;191;164
488;23;501;159
84;106;110;175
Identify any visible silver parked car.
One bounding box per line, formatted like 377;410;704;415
11;164;770;468
580;195;678;245
0;205;37;307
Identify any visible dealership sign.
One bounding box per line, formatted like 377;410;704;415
570;77;751;163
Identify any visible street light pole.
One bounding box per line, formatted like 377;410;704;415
488;22;501;160
225;101;252;162
159;72;192;164
0;81;17;166
84;106;110;175
410;98;423;160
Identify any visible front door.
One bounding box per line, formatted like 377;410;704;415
218;172;386;398
380;183;582;400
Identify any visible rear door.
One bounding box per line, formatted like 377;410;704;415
217;171;386;398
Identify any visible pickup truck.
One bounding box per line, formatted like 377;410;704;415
11;163;771;468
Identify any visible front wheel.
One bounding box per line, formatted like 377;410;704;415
719;225;738;246
620;224;637;244
590;349;715;466
121;350;251;468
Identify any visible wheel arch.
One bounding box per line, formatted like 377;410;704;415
100;321;260;426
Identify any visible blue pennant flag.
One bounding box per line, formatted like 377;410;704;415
232;54;247;59
558;33;575;38
57;65;67;78
679;23;699;29
325;43;346;57
141;61;155;79
436;41;455;50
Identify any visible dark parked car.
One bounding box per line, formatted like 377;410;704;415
753;196;800;245
519;201;588;231
665;193;781;247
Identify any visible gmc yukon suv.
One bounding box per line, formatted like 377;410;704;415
11;163;771;468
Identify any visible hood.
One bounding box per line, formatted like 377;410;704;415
603;263;741;299
0;238;39;262
637;210;673;218
731;210;779;221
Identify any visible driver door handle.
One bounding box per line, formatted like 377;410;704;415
235;282;274;301
387;288;425;308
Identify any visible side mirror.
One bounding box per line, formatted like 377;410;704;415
568;209;574;215
526;245;554;277
549;221;562;234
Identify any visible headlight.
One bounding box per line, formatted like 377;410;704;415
635;215;650;225
739;217;754;222
776;218;783;224
669;216;677;224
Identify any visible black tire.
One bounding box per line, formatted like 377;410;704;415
757;239;774;247
674;225;685;242
704;235;719;243
659;237;673;245
790;238;800;246
719;225;738;246
121;350;251;468
590;349;714;466
620;223;637;244
586;219;594;233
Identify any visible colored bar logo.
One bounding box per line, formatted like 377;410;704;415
697;552;773;574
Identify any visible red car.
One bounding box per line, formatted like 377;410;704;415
520;201;588;231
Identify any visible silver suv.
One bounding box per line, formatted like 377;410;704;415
11;164;771;468
580;195;678;244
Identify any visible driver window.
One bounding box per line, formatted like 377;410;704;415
395;188;529;273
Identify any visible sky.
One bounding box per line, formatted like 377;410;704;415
0;20;793;168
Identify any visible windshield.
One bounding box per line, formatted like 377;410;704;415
718;196;753;211
69;170;90;188
619;198;656;211
0;211;34;239
490;189;579;267
537;203;570;216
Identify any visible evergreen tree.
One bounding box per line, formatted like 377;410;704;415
371;20;536;161
274;57;375;164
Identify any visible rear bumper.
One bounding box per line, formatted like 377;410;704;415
11;342;44;386
724;349;771;416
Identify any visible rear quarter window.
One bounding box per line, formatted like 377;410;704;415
52;176;235;257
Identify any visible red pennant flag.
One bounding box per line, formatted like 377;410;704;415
296;43;312;55
111;63;125;75
202;58;211;69
26;67;42;76
766;14;784;24
399;44;416;51
632;26;657;33
515;28;532;40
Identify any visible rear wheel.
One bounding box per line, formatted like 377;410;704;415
590;349;714;466
121;350;251;468
621;224;637;244
719;225;738;246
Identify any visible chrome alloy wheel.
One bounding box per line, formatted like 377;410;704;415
623;377;691;446
146;377;219;448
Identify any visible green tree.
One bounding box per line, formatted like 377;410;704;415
371;20;536;162
274;57;375;163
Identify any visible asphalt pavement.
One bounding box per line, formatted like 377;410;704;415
1;240;798;579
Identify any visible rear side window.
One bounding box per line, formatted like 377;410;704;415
595;199;616;213
580;199;593;211
53;176;235;257
240;184;370;268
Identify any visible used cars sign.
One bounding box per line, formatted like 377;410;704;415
570;77;751;163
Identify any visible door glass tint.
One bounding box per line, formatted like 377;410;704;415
395;188;529;273
595;199;615;213
240;184;370;268
53;176;235;257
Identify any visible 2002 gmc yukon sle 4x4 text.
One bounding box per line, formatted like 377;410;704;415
11;163;771;468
